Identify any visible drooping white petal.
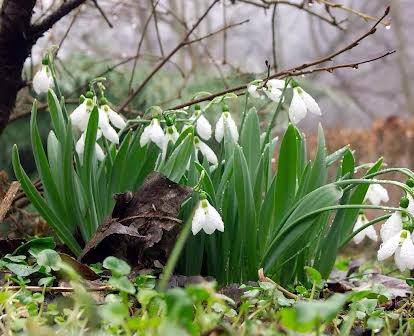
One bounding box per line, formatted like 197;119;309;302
98;108;110;130
33;66;53;94
95;143;105;161
365;225;378;242
299;88;321;116
407;194;414;217
101;124;119;144
224;113;239;143
289;88;307;124
247;84;261;98
191;200;224;235
215;115;225;142
264;88;282;102
197;141;218;165
366;183;389;205
380;212;403;242
394;247;406;272
399;232;414;270
196;115;212;140
191;205;205;235
75;134;86;155
149;119;165;149
108;108;126;129
70;102;89;131
140;125;151;147
352;215;369;244
377;233;401;261
207;203;224;232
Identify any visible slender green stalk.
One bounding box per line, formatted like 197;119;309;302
261;78;291;152
336;179;414;199
239;94;249;134
158;211;194;291
339;214;391;248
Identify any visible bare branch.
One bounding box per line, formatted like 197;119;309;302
30;0;88;37
167;7;392;111
118;0;220;113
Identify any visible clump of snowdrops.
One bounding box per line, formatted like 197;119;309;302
13;53;414;286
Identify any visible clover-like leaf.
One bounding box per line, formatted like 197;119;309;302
103;256;131;277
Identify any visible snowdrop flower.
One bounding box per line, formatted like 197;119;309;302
378;211;414;271
215;107;239;143
365;183;389;205
99;101;126;130
164;125;179;144
288;84;321;124
352;213;377;244
192;105;212;140
264;79;286;102
33;63;53;95
406;194;414;216
98;109;120;145
75;131;105;162
247;84;261;99
162;125;179;159
192;195;224;235
70;97;94;132
194;136;218;165
140;118;165;149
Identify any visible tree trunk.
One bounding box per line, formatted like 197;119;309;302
0;0;37;134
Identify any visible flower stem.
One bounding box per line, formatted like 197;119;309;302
158;211;194;291
339;214;391;248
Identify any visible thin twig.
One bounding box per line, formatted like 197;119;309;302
118;0;220;113
150;0;164;57
57;8;81;54
167;7;391;110
92;0;113;28
128;0;160;93
271;4;278;71
0;182;20;222
258;268;299;300
30;0;88;37
183;19;250;46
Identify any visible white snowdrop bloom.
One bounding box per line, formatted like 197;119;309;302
100;104;126;130
378;212;414;271
365;183;389;205
406;194;414;216
378;229;414;271
192;109;212;140
140;118;165;149
380;211;403;242
215;112;239;143
75;131;105;161
33;65;53;95
353;214;377;244
247;84;261;99
192;198;224;235
194;136;218;165
264;79;285;102
161;125;179;159
164;125;179;144
288;86;321;124
70;98;94;132
98;109;119;145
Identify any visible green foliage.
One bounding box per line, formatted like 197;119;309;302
12;76;414;288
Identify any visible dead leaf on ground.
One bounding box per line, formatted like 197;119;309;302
79;172;192;270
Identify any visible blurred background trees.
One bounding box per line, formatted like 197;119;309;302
0;0;411;176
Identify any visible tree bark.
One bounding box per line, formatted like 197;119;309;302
0;0;36;135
